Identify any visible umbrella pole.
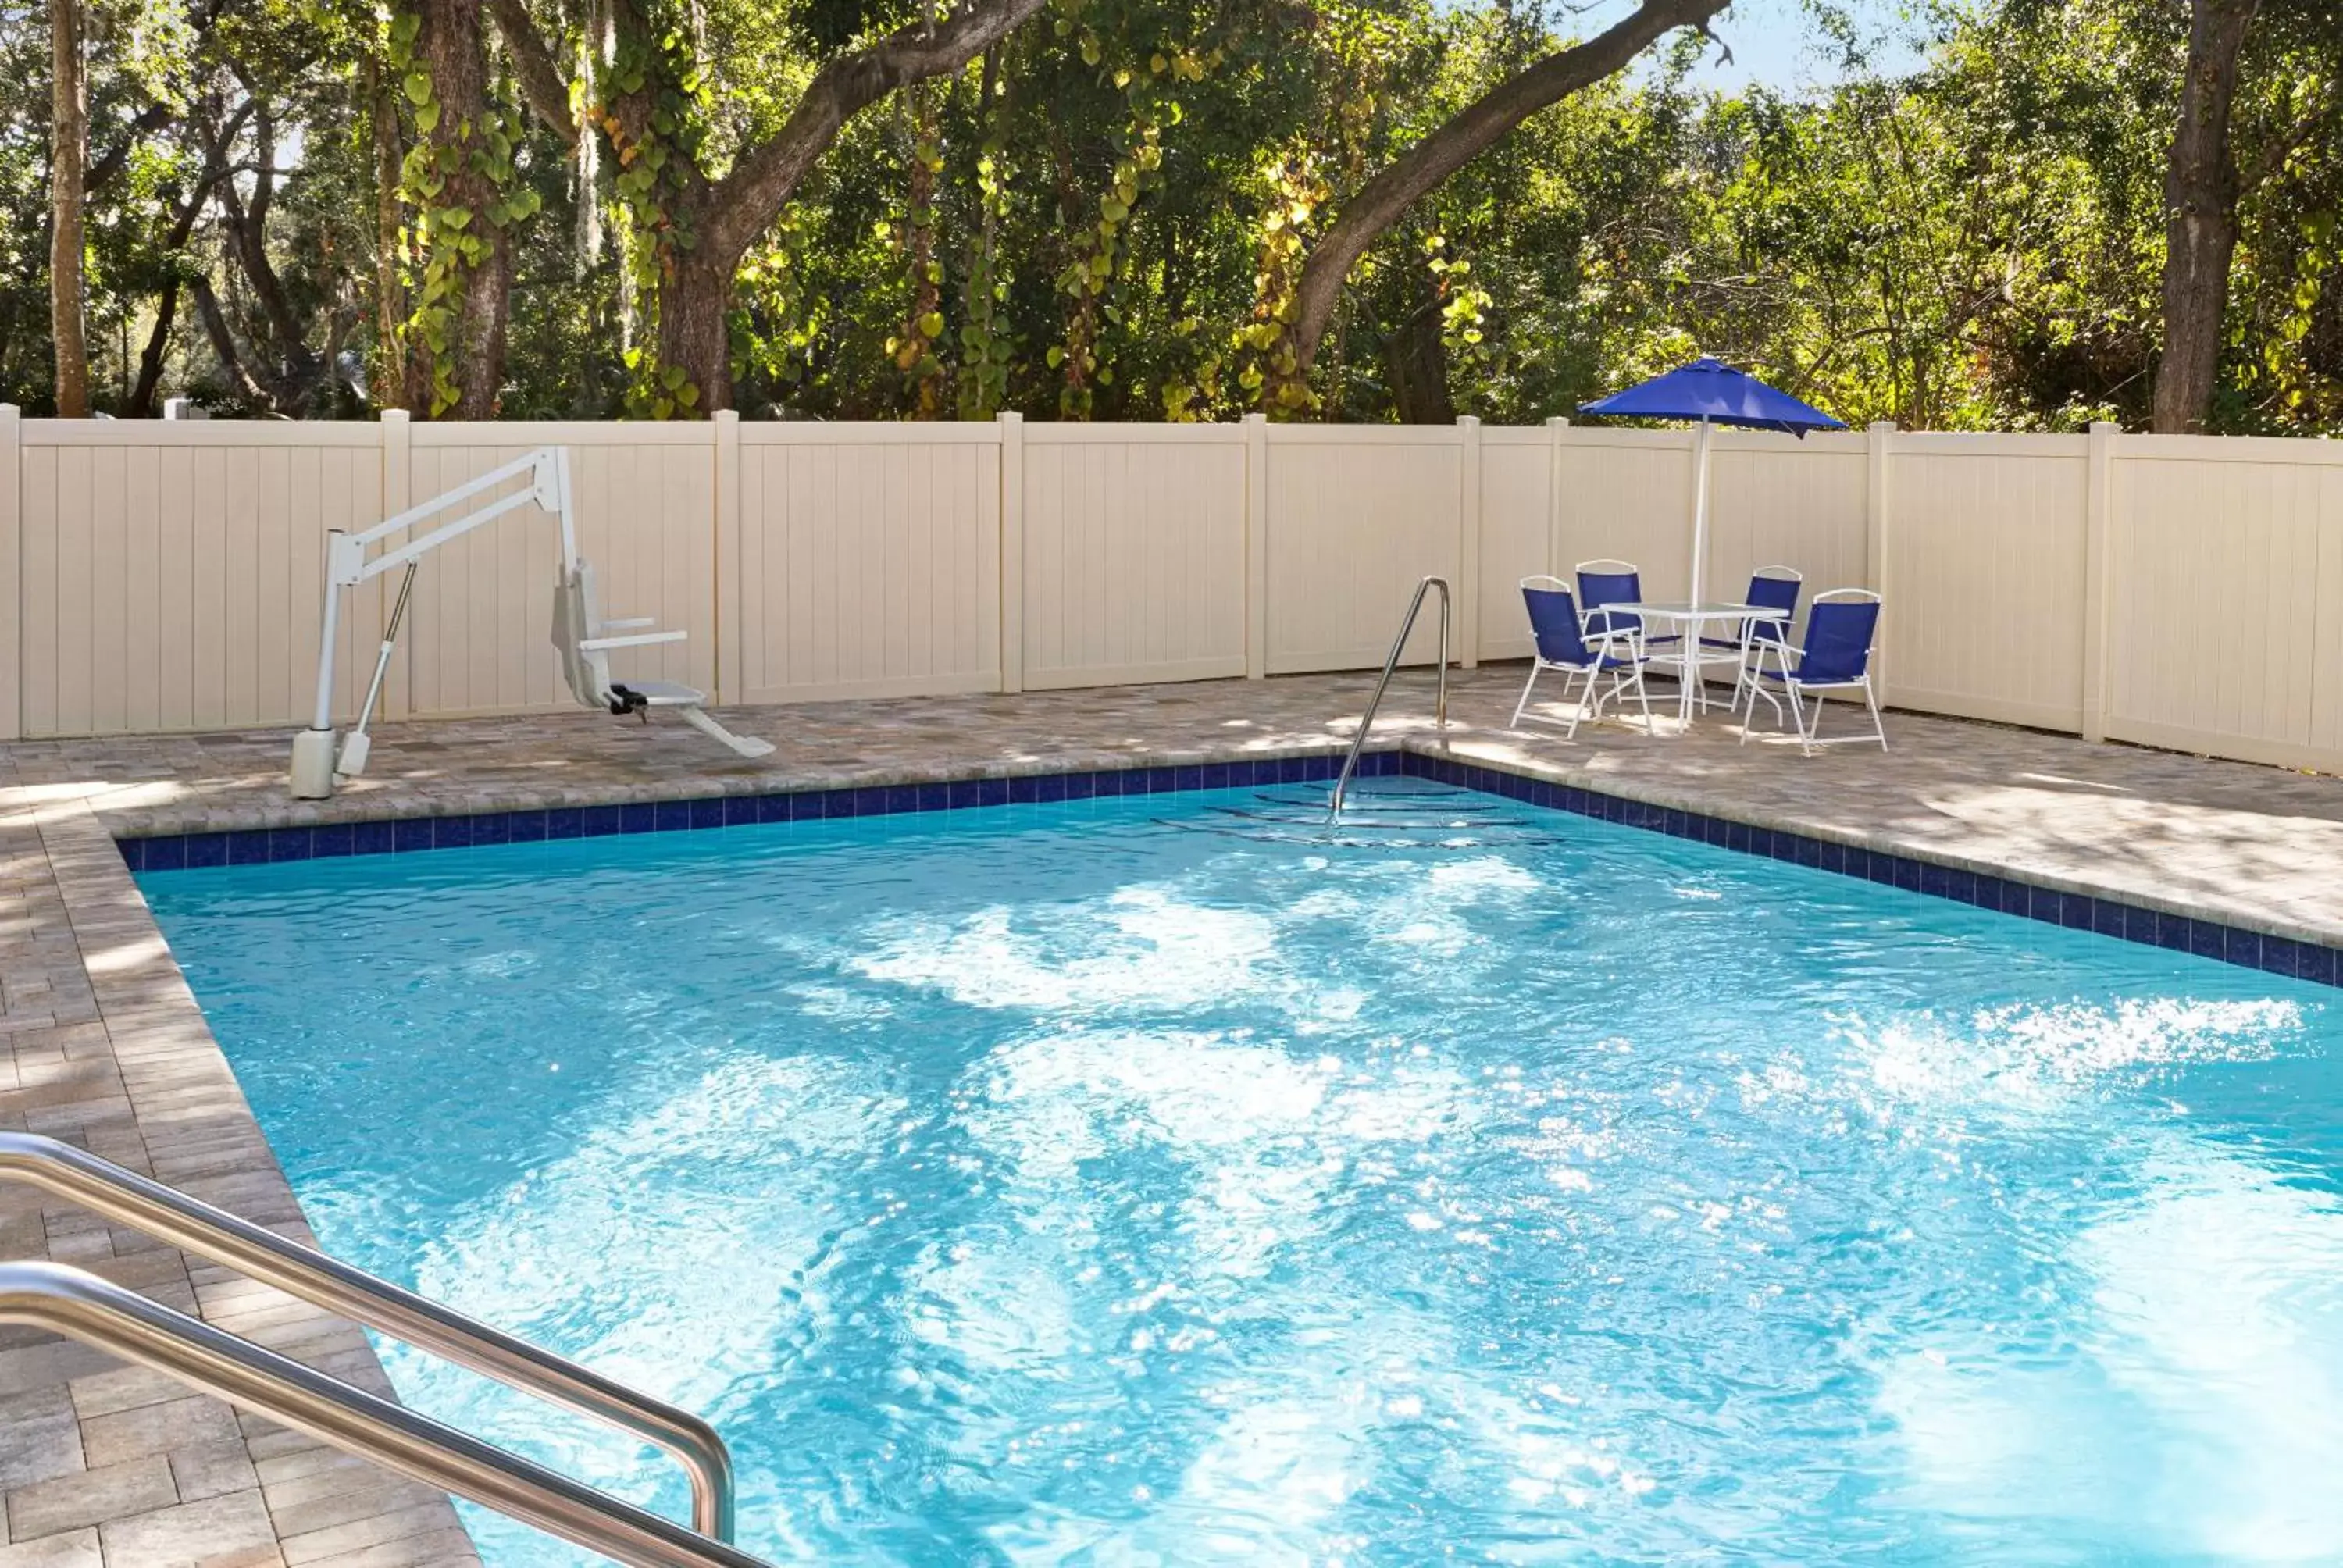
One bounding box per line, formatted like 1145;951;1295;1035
1690;416;1714;604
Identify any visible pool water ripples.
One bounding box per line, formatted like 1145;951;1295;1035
138;782;2343;1566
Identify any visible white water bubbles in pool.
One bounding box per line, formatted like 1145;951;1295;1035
1840;996;2306;1117
852;888;1288;1014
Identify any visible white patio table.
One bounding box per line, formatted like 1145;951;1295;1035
1603;601;1775;729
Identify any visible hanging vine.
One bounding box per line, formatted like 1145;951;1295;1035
1235;3;1399;419
886;79;949;415
957;41;1016;419
1234;147;1328;415
594;9;711;417
384;4;540;416
1045;0;1213;418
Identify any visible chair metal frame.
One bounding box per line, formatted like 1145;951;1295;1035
1511;576;1652;737
1741;588;1888;755
1715;565;1804;720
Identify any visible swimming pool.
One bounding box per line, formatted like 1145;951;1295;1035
139;779;2343;1566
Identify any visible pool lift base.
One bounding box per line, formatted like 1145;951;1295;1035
291;447;771;800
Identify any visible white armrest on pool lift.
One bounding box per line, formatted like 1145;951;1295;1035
579;630;689;652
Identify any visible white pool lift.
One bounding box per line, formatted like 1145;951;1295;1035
289;446;772;800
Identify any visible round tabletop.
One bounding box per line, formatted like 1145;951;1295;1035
1610;601;1771;620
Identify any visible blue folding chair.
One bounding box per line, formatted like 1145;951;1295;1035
1574;559;1680;653
1511;576;1652;736
1707;565;1801;717
1742;589;1887;754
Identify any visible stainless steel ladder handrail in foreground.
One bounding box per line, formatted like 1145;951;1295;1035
1327;575;1450;818
0;1261;769;1568
0;1131;744;1552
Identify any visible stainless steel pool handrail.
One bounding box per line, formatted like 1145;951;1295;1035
0;1131;736;1542
0;1261;769;1568
1327;575;1450;818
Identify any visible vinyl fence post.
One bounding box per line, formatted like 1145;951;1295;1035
713;409;742;706
1866;419;1894;705
0;404;20;740
1244;412;1268;679
998;411;1024;694
1457;415;1481;668
2081;420;2117;743
1545;415;1569;579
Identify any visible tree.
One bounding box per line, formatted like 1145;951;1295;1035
48;0;87;416
1273;0;1731;402
395;0;529;416
494;0;1052;413
2155;0;2261;432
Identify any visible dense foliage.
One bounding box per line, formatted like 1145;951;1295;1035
2;0;2337;428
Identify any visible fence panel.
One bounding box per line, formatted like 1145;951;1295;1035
1476;429;1552;661
2105;437;2343;770
1702;432;1870;608
1021;426;1247;690
400;425;716;719
1264;428;1464;673
1551;430;1695;599
18;423;384;737
734;426;1002;703
1883;434;2090;731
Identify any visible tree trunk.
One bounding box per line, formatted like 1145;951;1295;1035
49;0;88;417
191;275;276;408
653;254;734;413
219;109;326;406
127;283;180;418
1384;298;1455;426
1283;0;1728;394
405;0;512;418
2154;0;2262;433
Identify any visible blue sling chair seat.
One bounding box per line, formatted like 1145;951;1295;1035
1708;566;1802;718
1510;577;1652;736
1742;589;1887;755
1574;560;1681;651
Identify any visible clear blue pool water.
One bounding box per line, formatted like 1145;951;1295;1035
138;781;2343;1566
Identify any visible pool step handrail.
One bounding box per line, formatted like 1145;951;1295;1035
1328;575;1451;818
0;1131;743;1552
0;1261;769;1568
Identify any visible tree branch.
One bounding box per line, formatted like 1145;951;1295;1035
1288;0;1730;378
86;103;174;196
695;0;1049;265
190;273;279;411
485;0;577;146
2239;86;2337;195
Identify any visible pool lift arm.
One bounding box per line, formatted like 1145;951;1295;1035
291;447;569;799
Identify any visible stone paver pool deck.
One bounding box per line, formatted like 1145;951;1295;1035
2;665;2338;1566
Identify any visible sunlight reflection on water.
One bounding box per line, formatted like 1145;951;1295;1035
140;782;2343;1566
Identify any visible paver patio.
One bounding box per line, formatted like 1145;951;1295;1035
1;663;2337;1566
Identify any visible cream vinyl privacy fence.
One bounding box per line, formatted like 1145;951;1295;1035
0;404;2338;773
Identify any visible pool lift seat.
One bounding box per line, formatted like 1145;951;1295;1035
551;556;772;760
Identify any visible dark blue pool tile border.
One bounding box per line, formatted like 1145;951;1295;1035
114;751;1401;875
115;744;2338;989
1399;753;2341;989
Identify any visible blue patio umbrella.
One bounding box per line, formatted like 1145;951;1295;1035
1578;357;1844;604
